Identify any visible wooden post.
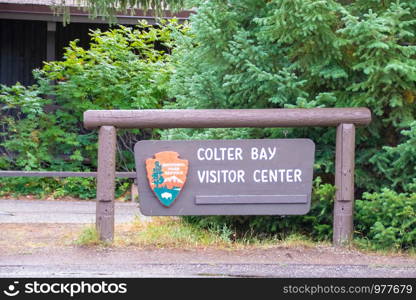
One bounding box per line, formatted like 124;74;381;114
46;21;56;103
333;123;355;246
96;126;117;242
46;22;56;61
131;180;139;202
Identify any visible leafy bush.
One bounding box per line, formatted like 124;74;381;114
37;21;178;115
355;189;416;250
0;1;415;252
0;83;70;171
0;20;184;198
0;177;61;198
34;20;184;171
0;176;129;199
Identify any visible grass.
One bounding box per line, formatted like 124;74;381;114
75;225;101;246
352;237;416;257
114;217;234;248
74;216;330;250
73;217;414;257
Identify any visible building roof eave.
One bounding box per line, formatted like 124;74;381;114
0;3;192;24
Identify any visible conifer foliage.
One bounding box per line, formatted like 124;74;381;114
167;0;416;193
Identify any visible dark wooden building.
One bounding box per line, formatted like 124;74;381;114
0;0;191;86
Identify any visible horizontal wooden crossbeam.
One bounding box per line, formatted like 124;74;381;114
84;108;372;129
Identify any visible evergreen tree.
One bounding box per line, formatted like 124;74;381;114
166;0;416;193
152;161;164;188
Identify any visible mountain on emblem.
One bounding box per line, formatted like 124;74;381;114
145;151;189;207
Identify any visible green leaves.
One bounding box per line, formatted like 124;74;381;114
37;21;184;115
355;189;416;250
339;3;416;125
0;21;185;189
0;84;56;171
167;0;416;193
33;20;185;170
370;122;416;193
0;83;48;116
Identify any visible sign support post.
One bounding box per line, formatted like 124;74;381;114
96;125;117;241
334;123;355;246
83;108;371;246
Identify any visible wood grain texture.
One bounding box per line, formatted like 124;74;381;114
95;126;117;241
96;126;117;201
83;108;372;129
96;126;117;241
333;123;356;246
335;124;356;202
96;200;114;242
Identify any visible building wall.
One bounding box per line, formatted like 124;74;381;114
0;19;110;86
0;19;46;85
55;22;109;60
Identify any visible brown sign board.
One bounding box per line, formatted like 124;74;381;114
134;139;315;216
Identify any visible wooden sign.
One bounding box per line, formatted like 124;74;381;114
134;139;315;216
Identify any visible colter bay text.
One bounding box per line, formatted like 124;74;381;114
196;147;303;184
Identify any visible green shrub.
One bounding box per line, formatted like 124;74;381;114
370;122;416;193
0;177;60;198
0;176;129;199
0;83;73;171
34;20;184;171
355;189;416;250
0;20;185;198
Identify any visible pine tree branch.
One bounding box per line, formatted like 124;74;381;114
54;0;188;24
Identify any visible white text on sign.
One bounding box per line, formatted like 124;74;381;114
196;147;277;161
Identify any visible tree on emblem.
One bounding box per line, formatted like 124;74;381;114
152;161;164;188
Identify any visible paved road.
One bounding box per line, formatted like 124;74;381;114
0;199;143;223
1;248;415;278
2;263;415;278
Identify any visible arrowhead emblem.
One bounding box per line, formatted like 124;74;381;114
145;151;189;207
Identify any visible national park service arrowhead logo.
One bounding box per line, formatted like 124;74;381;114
145;151;189;207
